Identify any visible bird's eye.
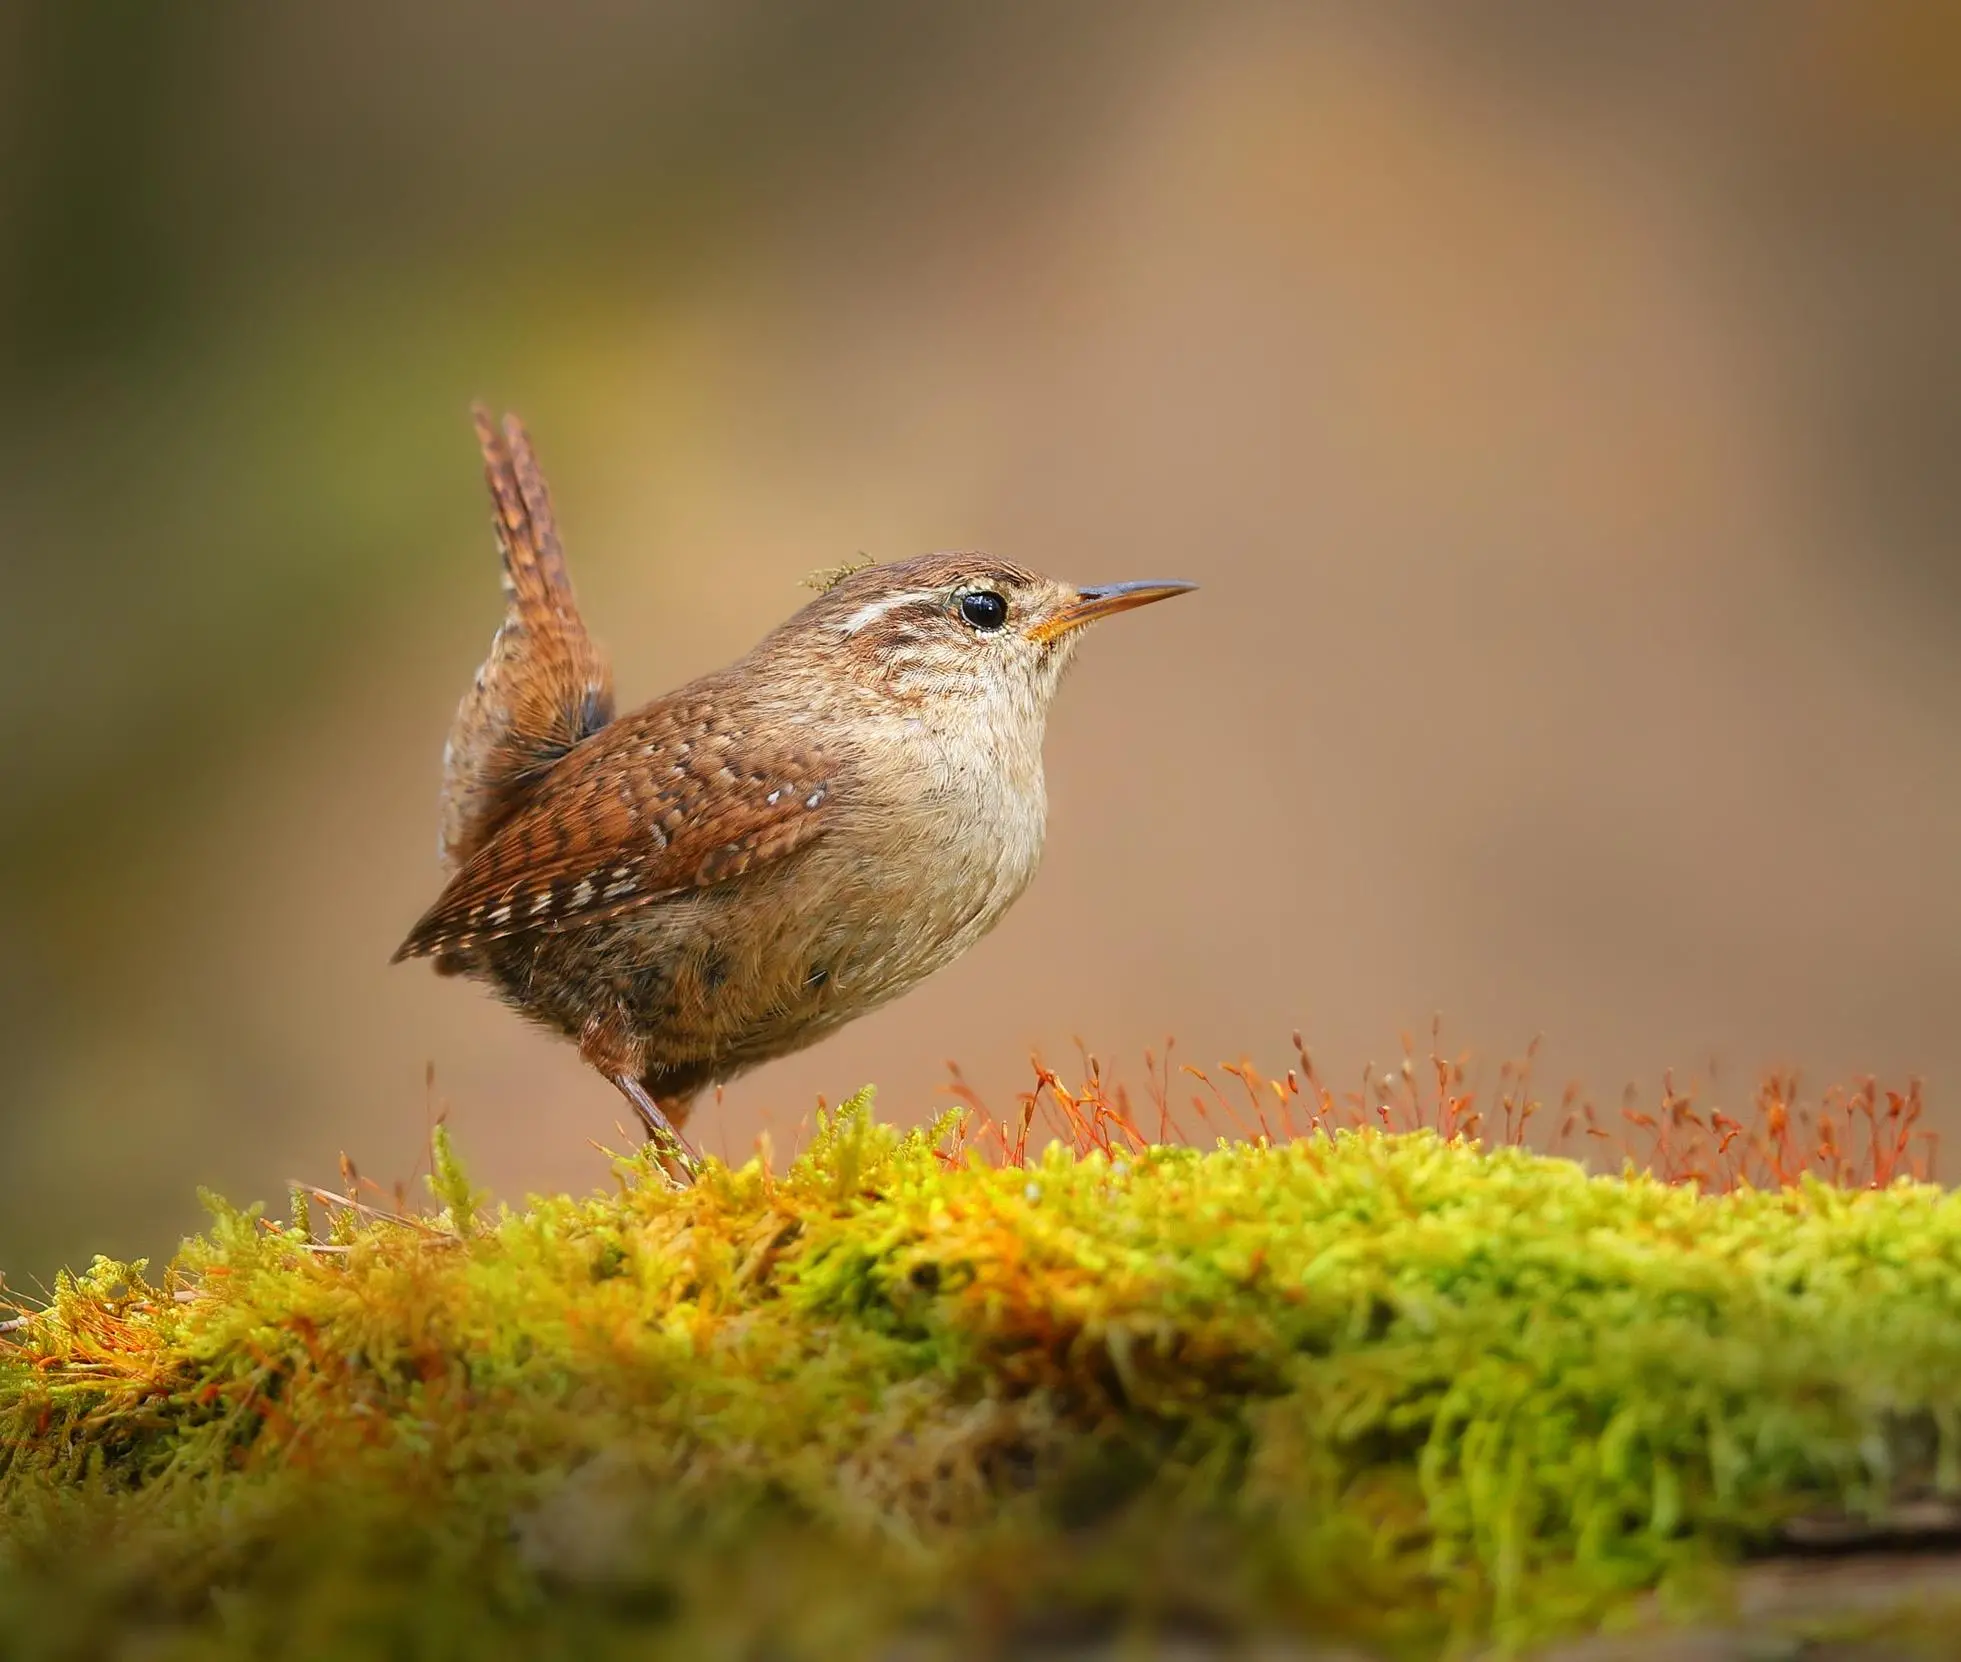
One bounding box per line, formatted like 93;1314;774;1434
958;590;1009;632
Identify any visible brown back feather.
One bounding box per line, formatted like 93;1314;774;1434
437;408;615;870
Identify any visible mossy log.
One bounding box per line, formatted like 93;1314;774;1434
5;1096;1960;1659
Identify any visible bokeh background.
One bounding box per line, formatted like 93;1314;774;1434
4;2;1958;1285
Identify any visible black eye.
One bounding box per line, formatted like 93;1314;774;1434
958;590;1009;632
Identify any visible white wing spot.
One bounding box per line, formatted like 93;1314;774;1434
487;904;513;925
805;787;827;810
603;879;637;901
766;788;781;805
571;879;595;907
529;892;555;917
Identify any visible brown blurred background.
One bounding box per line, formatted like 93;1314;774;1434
3;2;1958;1285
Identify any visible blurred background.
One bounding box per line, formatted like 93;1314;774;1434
3;1;1958;1284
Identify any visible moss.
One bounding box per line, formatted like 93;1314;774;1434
4;1089;1960;1660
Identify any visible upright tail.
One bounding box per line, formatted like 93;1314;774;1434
436;407;616;870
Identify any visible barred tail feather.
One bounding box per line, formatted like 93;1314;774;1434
436;408;616;869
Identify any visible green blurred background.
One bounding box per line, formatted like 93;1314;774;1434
3;2;1958;1286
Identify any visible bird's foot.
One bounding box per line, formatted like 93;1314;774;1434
612;1074;701;1186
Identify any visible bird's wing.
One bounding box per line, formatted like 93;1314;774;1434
394;695;835;961
436;407;616;870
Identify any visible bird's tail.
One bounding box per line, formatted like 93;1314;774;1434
436;407;616;870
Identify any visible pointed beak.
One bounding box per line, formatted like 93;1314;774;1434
1026;579;1198;644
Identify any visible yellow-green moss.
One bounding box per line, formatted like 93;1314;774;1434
4;1095;1960;1660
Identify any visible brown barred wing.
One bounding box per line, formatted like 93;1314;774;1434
394;702;834;961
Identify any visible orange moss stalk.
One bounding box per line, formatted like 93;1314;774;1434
941;1030;1933;1194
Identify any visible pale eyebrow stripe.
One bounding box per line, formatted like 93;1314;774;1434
839;590;939;635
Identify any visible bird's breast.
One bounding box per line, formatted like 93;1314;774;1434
831;708;1049;962
883;708;1046;874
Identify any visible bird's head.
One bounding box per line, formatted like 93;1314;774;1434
778;552;1195;718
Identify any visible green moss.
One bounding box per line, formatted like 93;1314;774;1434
4;1095;1960;1660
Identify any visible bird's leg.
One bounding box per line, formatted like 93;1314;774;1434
611;1074;701;1183
580;1006;700;1183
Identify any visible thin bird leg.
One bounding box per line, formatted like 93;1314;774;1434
612;1073;701;1180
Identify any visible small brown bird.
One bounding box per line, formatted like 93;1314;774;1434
394;409;1194;1162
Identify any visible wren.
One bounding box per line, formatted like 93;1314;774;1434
394;409;1194;1164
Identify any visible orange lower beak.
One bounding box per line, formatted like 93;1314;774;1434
1026;579;1198;644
